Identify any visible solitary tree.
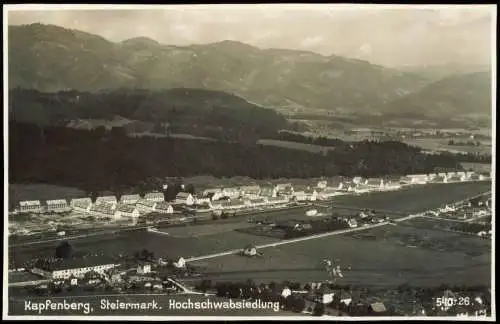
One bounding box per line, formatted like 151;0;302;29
55;241;73;259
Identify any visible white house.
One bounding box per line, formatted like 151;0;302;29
136;199;157;213
267;196;289;206
137;263;152;274
119;194;141;205
352;177;365;185
89;203;116;218
260;186;278;198
154;201;174;214
144;192;164;202
221;199;246;211
70;198;93;213
194;196;211;205
317;188;342;200
45;199;69;212
246;197;267;208
175;192;195;206
202;188;225;201
114;204;140;220
19;200;43;213
365;178;384;190
240;185;261;199
275;183;293;192
95;195;118;205
408;174;428;185
316;180;328;189
222;187;241;199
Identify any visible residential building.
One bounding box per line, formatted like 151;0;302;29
222;187;241;199
202;188;225;201
316;180;328;189
275;183;293;192
240;185;261;199
136;199;157;213
352;177;365;184
114;204;140;220
328;177;345;191
267;196;289;206
19;200;43;213
411;174;429;184
293;191;309;202
144;192;164;202
246;197;267;208
32;257;119;280
221;199;246;211
365;178;384;190
119;194;141;205
194;197;211;205
447;174;462;182
45;199;69;212
70;198;93;213
89;203;116;218
317;188;342;200
479;172;490;181
154;201;174;214
210;201;224;211
260;186;277;198
95;195;118;205
399;176;413;184
175;192;195;206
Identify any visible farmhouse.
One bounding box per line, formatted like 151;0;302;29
19;200;43;213
175;192;195;206
154;201;174;214
144;192;164;202
70;198;93;213
32;257;119;280
240;185;261;199
119;194;140;205
95;195;118;204
114;204;140;220
46;199;69;212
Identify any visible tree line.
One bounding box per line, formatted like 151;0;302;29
9;122;463;193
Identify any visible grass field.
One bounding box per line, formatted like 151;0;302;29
195;223;491;288
256;139;332;153
403;138;492;155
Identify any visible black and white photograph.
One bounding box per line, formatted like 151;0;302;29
3;4;496;320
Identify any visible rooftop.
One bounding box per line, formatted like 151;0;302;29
19;200;41;206
35;256;119;271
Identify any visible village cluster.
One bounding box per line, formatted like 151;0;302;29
10;171;490;236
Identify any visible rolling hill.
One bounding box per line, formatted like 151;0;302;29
8;23;427;115
381;72;492;118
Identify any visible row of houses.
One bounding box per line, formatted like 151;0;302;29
14;171;490;214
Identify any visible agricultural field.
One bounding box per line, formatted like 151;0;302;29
196;222;491;288
402;138;492;155
256;139;332;153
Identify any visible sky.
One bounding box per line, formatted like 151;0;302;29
6;4;495;67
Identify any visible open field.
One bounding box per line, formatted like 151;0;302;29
403;138;492;155
194;222;491;288
9;181;491;265
155;222;255;238
256;139;332;153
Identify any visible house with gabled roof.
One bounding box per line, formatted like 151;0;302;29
136;199;157;213
154;201;174;214
260;185;277;198
144;191;164;202
19;200;43;213
239;185;261;199
95;195;117;205
70;198;93;213
114;204;140;220
46;199;70;212
175;192;195;206
119;194;141;205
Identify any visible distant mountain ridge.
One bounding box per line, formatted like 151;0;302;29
8;23;492;118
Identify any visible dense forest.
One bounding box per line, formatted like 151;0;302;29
8;88;291;142
10;122;463;193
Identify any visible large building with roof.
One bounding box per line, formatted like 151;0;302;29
144;192;164;202
70;198;93;213
19;200;43;213
240;185;261;199
89;203;116;218
95;196;118;205
114;204;140;220
119;194;141;205
31;257;119;280
45;199;70;213
175;192;195;206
